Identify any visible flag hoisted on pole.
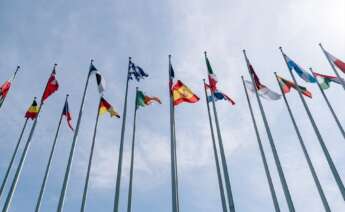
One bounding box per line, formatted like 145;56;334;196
204;52;236;212
57;60;94;212
319;43;345;90
34;95;72;212
0;66;20;109
279;46;345;201
0;102;28;200
168;55;179;212
310;68;345;139
203;79;228;212
241;76;280;212
2;63;59;212
274;72;331;212
243;50;295;212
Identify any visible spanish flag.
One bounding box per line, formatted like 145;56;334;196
99;97;120;118
25;98;39;120
172;80;199;106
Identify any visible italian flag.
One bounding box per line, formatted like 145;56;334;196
205;55;217;92
277;75;312;98
325;50;345;74
313;71;343;90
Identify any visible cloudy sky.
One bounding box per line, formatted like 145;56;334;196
0;0;344;211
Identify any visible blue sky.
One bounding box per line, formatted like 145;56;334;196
0;0;344;211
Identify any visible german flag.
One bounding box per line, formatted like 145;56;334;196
99;97;120;118
25;98;39;120
172;80;199;106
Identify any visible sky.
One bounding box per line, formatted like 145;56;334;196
0;0;344;211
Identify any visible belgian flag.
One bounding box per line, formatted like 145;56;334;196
25;98;39;120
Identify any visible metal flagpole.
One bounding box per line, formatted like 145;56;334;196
2;63;58;211
34;95;69;212
310;68;345;139
113;57;132;212
0;66;20;109
241;76;280;212
172;96;180;212
0;117;28;200
279;46;345;201
274;72;331;212
319;43;345;90
57;60;93;212
126;87;139;212
80;96;102;212
168;55;178;212
204;52;236;212
243;50;295;212
203;79;228;212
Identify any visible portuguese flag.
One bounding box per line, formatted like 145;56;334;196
172;80;199;106
277;75;312;98
136;90;161;108
313;71;343;90
99;97;120;118
25;98;39;120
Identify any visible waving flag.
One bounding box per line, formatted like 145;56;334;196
172;80;199;106
63;99;74;130
99;97;120;118
284;55;316;83
129;61;149;81
207;89;235;105
205;54;217;92
89;63;105;94
42;66;59;102
136;90;161;108
0;80;11;107
277;75;312;98
246;63;281;101
324;50;345;74
25;98;39;120
313;71;344;90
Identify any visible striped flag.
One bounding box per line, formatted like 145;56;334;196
62;99;74;130
136;90;161;108
277;75;312;98
324;50;345;74
89;63;105;94
313;71;344;90
99;97;120;118
284;55;317;83
25;98;39;120
172;80;199;106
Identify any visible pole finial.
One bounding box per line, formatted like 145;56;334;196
34;96;37;100
204;51;207;56
66;94;70;97
168;54;171;59
240;75;244;79
91;59;94;64
202;78;206;82
129;57;132;61
17;65;20;70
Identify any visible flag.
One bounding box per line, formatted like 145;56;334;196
89;63;105;94
129;61;148;81
205;55;217;92
63;100;74;130
207;89;235;105
136;90;161;108
0;80;11;106
42;67;59;102
277;75;312;98
246;63;281;100
285;55;317;83
325;50;345;74
172;80;199;106
99;97;120;118
25;99;39;120
313;71;344;90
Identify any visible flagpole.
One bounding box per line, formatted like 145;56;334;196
34;94;69;212
57;61;93;212
203;79;228;212
241;76;280;212
310;68;345;139
274;72;331;212
0;117;28;200
204;52;236;212
319;43;345;90
126;87;139;212
169;55;178;212
279;46;345;201
172;96;180;212
113;57;132;212
243;50;295;212
0;66;20;109
80;96;102;212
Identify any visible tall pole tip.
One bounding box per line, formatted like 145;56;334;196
204;51;207;56
129;57;132;61
318;43;322;47
168;54;171;59
34;96;37;100
66;94;70;97
240;75;244;79
91;59;94;64
17;65;20;69
202;78;206;82
278;46;283;50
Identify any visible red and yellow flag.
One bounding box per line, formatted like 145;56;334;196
172;80;199;106
99;97;120;118
25;98;39;120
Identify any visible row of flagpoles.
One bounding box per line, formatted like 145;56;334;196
0;43;344;212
